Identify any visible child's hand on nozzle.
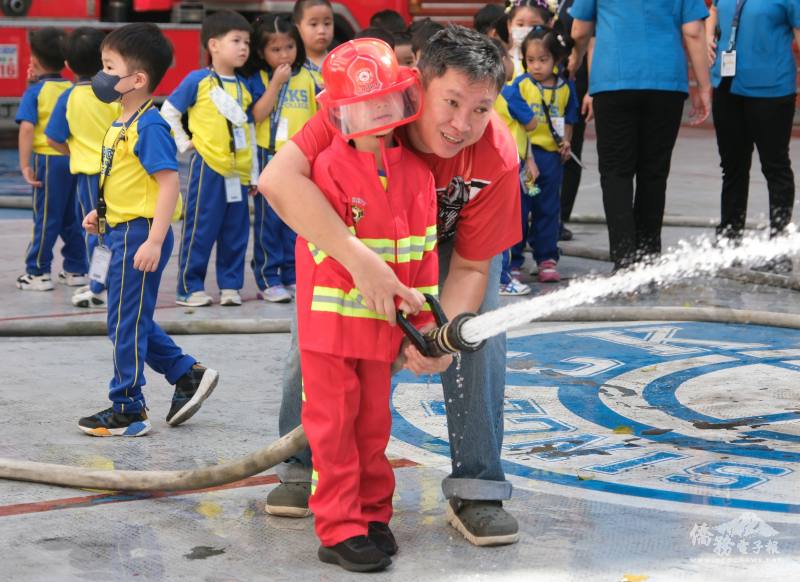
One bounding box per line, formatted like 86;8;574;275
83;209;99;235
397;288;425;316
274;64;293;86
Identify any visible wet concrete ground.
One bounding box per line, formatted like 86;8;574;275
1;128;799;581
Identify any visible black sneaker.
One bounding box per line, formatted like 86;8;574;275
78;406;150;437
318;535;391;573
166;364;219;427
368;521;398;556
559;226;574;241
265;482;312;517
446;498;520;546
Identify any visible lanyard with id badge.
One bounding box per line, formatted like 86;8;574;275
211;71;247;203
90;100;154;286
721;0;748;78
270;80;291;153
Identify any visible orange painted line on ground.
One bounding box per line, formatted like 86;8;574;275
0;458;419;518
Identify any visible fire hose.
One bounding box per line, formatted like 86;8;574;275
0;297;483;492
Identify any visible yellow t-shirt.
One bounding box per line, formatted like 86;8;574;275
46;82;120;175
16;75;71;156
502;74;578;153
251;67;317;151
100;106;182;227
167;69;254;184
494;93;528;160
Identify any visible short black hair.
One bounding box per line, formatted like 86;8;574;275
506;0;553;25
393;31;412;47
474;4;505;35
354;27;395;49
417;25;505;92
292;0;333;24
63;27;105;77
520;26;574;70
201;10;252;50
102;23;173;92
369;9;407;34
409;18;444;55
29;27;66;72
249;13;306;74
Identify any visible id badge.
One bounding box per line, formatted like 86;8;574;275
276;117;289;143
721;51;737;77
552;116;565;138
225;175;243;203
89;245;112;285
233;126;247;150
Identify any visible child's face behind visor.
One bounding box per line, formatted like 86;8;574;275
342;92;406;137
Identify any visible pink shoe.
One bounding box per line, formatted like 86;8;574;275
537;260;561;283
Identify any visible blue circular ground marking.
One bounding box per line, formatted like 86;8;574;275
391;322;800;514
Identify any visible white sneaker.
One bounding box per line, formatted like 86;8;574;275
58;271;88;287
286;284;297;295
263;285;292;303
71;285;107;308
16;273;54;291
176;290;213;307
219;289;242;306
499;278;531;296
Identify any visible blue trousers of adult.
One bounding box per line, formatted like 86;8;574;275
75;172;105;294
253;148;296;290
177;154;249;297
106;219;196;413
26;153;87;276
510;148;562;270
275;243;512;501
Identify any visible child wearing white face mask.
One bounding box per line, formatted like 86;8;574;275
504;0;555;78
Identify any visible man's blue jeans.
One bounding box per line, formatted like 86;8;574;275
276;241;512;501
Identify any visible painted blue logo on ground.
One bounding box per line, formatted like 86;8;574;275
391;322;800;514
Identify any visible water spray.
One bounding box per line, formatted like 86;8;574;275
461;229;800;344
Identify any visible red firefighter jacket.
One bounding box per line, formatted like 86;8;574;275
296;135;439;362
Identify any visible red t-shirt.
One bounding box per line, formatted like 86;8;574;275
291;112;521;261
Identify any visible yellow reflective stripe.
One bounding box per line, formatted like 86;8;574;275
311;468;318;495
307;242;328;265
311;286;387;321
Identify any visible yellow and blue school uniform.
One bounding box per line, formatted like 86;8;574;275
502;73;579;267
99;104;195;412
46;79;120;292
249;66;317;290
15;74;87;277
166;68;254;298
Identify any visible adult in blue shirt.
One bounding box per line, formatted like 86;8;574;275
707;0;800;258
569;0;711;271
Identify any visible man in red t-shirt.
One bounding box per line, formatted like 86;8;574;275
259;26;522;547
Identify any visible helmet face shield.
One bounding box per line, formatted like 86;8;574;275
321;74;423;139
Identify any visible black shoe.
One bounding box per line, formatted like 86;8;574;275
166;364;219;426
368;521;398;556
265;482;312;517
446;498;520;546
318;535;391;572
78;406;151;437
559;226;574;241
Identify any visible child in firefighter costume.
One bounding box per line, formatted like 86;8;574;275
295;38;444;572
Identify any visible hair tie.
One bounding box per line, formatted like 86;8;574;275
556;33;566;47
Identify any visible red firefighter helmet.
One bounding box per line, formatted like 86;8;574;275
318;38;423;139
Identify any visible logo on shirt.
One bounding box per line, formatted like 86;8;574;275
347;57;382;96
350;197;366;224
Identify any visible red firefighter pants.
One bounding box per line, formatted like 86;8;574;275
300;349;395;546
